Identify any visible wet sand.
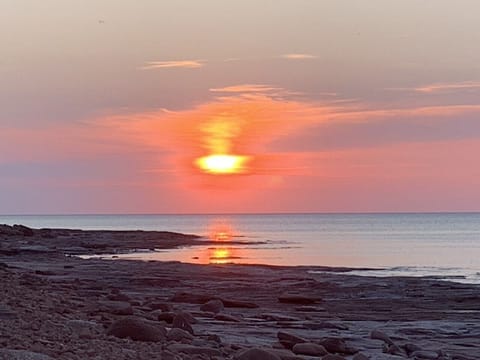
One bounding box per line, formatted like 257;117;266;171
0;224;479;359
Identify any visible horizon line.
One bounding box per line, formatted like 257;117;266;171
1;210;480;217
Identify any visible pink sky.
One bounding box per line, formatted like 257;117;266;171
1;1;480;214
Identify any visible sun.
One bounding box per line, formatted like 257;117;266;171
195;154;250;174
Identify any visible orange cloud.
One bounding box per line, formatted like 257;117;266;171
209;84;283;93
93;94;337;190
140;60;204;69
387;81;480;93
414;81;480;93
281;53;317;59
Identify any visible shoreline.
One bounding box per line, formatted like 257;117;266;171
1;224;479;359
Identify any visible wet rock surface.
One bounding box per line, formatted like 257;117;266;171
0;224;479;359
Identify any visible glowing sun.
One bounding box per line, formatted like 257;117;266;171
195;154;250;175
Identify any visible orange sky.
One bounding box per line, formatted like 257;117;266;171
1;1;480;214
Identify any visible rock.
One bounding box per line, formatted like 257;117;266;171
200;299;224;313
411;350;440;359
167;344;221;357
66;320;100;339
0;349;54;360
278;294;319;304
267;348;305;360
292;342;328;356
322;355;346;360
305;321;348;330
147;302;172;312
107;317;166;342
215;313;241;322
0;224;20;236
13;224;35;236
261;313;302;322
277;331;307;349
221;298;259;308
0;305;18;320
353;354;369;360
107;292;131;302
167;328;194;342
98;301;134;315
157;312;175;324
384;343;406;356
177;311;197;324
319;337;357;355
370;329;394;345
402;343;422;355
172;313;194;334
235;348;281;360
170;292;212;304
295;305;325;312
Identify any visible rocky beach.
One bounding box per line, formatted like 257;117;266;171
0;224;479;360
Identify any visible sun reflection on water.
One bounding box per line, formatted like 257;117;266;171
206;219;238;264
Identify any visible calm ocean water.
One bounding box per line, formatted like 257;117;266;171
1;213;480;283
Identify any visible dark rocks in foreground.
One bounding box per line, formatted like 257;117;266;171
0;225;479;359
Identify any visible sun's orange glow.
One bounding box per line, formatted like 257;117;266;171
195;154;250;174
208;221;234;242
209;247;232;264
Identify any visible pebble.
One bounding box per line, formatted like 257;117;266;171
167;344;222;357
0;349;53;360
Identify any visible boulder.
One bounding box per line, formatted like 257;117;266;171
167;328;194;342
277;331;307;349
157;312;175;324
235;348;281;360
319;337;357;355
200;299;224;313
292;343;328;356
107;317;166;342
172;313;194;334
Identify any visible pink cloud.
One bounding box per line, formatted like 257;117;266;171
140;60;204;69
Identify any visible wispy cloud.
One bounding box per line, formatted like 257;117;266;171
387;81;480;93
140;60;204;70
281;53;317;60
209;84;283;93
414;81;480;93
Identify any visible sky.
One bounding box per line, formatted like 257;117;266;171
1;0;480;214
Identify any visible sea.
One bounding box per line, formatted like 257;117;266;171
1;213;480;284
